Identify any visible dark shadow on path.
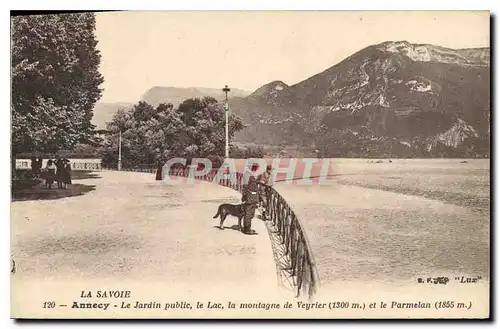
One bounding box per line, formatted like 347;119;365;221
12;182;96;202
23;233;142;256
213;224;242;232
69;171;102;180
212;225;259;235
11;179;41;193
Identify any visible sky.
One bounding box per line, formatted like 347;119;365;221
95;11;490;103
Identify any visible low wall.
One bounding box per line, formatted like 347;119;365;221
16;158;102;171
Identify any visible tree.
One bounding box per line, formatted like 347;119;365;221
101;103;185;168
101;97;244;169
177;97;244;160
11;13;103;156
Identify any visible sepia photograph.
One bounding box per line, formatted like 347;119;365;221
10;10;490;319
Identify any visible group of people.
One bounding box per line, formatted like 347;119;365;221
240;164;273;235
34;158;72;189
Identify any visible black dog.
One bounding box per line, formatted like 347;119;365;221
213;203;246;231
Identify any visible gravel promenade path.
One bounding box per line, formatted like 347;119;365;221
11;171;281;318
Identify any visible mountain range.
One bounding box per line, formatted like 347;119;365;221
229;41;490;157
91;40;490;157
142;86;250;107
91;87;250;129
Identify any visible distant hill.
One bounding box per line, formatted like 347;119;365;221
91;87;251;129
230;41;490;158
91;102;134;130
141;86;251;107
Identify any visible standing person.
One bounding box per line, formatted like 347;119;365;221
241;169;260;235
55;158;62;188
30;157;42;179
64;159;72;187
45;160;57;189
259;165;273;217
36;158;43;178
55;158;67;189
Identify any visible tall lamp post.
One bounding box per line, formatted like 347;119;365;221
222;85;231;159
118;130;122;171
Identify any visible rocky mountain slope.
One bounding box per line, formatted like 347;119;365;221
230;41;490;157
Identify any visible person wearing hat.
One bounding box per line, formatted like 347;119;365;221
258;165;273;218
45;159;57;189
241;166;260;234
64;159;72;186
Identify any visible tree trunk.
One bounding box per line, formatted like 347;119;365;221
155;163;163;181
11;154;17;180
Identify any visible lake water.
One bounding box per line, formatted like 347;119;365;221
273;158;490;287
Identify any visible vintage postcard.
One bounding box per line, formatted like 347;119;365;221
10;11;490;319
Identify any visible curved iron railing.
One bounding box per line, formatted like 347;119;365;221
260;184;319;299
166;167;319;299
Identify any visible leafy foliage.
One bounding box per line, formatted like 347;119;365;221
101;98;245;168
11;13;103;155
